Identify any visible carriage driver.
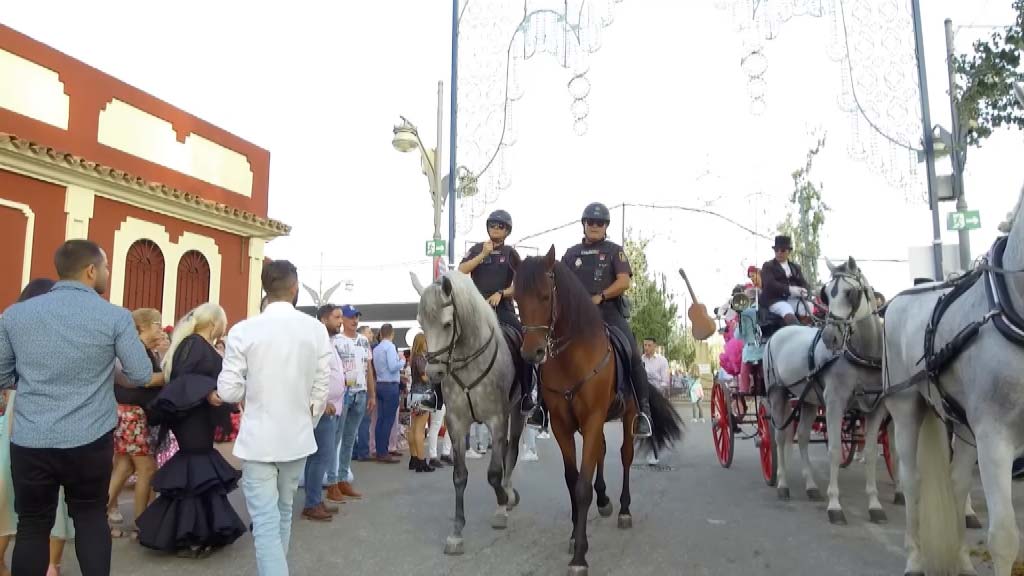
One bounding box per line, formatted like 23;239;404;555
420;209;538;416
758;235;813;326
560;202;654;438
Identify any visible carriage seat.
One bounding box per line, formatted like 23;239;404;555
757;306;786;341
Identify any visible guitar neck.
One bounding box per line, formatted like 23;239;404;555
681;277;699;304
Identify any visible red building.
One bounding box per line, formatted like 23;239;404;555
0;24;288;325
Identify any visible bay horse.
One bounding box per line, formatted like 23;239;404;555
514;246;683;576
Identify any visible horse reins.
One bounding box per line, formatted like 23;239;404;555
425;288;499;424
521;269;611;401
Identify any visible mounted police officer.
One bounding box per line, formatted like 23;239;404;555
419;209;537;416
559;202;653;438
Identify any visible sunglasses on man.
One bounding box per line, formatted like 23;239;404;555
487;222;508;230
584;219;607;228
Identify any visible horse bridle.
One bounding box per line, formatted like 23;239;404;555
822;270;872;349
424;288;498;399
521;271;572;361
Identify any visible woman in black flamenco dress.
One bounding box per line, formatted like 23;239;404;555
137;325;246;557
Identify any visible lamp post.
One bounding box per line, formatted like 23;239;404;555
911;0;944;281
944;18;971;270
393;81;445;279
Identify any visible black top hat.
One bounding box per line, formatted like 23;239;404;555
773;235;793;251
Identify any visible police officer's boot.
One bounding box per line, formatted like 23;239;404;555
420;380;444;411
519;364;537;413
630;371;654;439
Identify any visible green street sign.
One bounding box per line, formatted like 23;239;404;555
425;239;446;257
946;210;981;231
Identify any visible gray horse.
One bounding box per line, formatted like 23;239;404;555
762;259;882;515
411;271;527;556
882;177;1024;576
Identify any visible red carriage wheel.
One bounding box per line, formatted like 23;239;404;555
839;416;858;469
757;401;777;486
710;382;734;468
880;419;896;482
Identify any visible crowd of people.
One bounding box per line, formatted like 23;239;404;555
0;238;549;576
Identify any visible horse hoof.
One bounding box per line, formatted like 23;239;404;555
617;515;633;529
894;492;905;506
827;509;847;525
491;513;508;530
598;502;613;517
444;536;464;556
965;514;982;530
567;566;589;576
777;487;791;501
806;488;823;501
869;508;887;524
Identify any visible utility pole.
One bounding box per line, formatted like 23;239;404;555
911;0;944;280
447;0;459;271
945;18;971;270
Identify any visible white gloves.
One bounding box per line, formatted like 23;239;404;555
789;286;808;298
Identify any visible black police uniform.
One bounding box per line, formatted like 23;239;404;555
460;243;523;331
561;238;653;422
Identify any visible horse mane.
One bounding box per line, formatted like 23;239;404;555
425;270;499;336
516;257;605;336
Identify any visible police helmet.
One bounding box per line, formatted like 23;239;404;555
581;202;611;224
486;209;513;233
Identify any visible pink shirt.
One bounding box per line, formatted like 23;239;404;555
327;348;346;413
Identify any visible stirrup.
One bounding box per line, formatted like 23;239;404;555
632;412;653;439
526;407;545;429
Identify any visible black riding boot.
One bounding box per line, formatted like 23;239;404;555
527;373;545;429
519;366;537;414
420;379;444;411
631;364;654;439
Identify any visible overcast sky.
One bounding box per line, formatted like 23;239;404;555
2;0;1020;314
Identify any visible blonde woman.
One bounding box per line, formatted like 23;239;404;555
107;307;165;539
407;334;434;472
136;303;245;557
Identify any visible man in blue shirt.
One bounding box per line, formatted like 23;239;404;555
0;239;152;575
371;323;405;463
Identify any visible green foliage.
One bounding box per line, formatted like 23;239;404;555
778;137;828;288
624;234;696;368
955;0;1024;146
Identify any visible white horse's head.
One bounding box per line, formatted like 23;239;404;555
411;270;496;381
820;257;876;351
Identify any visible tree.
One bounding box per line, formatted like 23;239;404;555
778;136;828;288
955;0;1024;147
623;234;696;369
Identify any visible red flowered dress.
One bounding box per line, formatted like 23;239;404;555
115;405;152;456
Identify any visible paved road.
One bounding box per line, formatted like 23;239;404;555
32;403;1013;575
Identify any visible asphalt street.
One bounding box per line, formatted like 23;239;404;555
21;403;1020;575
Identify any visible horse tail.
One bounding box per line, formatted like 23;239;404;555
916;409;962;575
643;385;684;453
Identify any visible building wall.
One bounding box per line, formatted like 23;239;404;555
89;196;248;327
0;168;67;309
0;24;270;217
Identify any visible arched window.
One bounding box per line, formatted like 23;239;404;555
124;239;164;311
176;250;210;319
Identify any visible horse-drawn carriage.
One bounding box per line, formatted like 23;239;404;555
709;286;896;496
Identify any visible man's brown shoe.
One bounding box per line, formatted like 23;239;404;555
375;455;400;464
321;501;340;514
338;481;363;499
325;484;346;504
302;506;332;522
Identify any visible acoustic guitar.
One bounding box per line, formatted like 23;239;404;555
678;268;717;341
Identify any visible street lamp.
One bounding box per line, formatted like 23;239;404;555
393;82;445;279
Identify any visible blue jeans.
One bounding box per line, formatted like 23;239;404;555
241;458;306;576
303;414;338;508
375;382;401;457
329;389;367;484
354;396;372;460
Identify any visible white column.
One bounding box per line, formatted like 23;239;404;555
247;238;265;318
0;199;34;289
63;185;95;240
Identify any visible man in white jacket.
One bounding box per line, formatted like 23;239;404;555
216;260;331;576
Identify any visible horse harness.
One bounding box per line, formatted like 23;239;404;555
521;270;613;402
883;236;1024;428
425;291;500;424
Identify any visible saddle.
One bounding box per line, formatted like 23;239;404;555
500;323;531;402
